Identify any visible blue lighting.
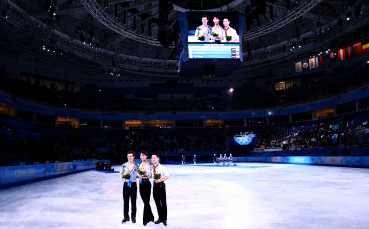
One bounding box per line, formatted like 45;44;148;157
288;156;313;164
234;133;256;145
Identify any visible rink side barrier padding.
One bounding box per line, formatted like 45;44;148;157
234;156;369;168
0;160;109;188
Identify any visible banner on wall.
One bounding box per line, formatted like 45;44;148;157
295;40;367;72
363;43;369;53
296;56;323;73
295;62;302;72
345;46;352;59
330;51;338;62
338;48;346;61
331;42;364;62
309;57;316;69
353;43;362;56
302;60;309;71
315;55;323;67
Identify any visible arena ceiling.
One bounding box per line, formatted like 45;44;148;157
1;0;369;78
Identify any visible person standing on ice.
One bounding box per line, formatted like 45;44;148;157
137;150;155;226
120;150;139;224
151;153;170;226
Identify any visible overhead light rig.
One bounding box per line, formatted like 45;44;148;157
3;0;177;77
80;0;170;47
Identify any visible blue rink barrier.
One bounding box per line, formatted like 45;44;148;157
234;156;369;168
251;147;369;156
0;160;109;188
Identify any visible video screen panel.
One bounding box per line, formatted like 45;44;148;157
187;12;241;60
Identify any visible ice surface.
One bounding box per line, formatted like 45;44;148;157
1;163;369;229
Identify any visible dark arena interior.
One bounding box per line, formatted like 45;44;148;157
1;0;369;228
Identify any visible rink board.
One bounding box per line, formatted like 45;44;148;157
234;156;369;167
0;160;109;188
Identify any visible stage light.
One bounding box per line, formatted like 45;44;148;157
229;88;234;93
1;9;8;18
346;12;351;21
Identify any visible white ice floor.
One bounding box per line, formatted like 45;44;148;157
1;163;369;229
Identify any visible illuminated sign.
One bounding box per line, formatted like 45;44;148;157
234;133;256;145
288;157;313;164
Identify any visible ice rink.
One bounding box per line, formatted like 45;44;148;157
1;163;369;229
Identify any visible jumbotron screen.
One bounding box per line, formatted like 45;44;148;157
187;12;242;60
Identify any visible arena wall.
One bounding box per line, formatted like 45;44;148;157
0;160;109;188
234;156;369;168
